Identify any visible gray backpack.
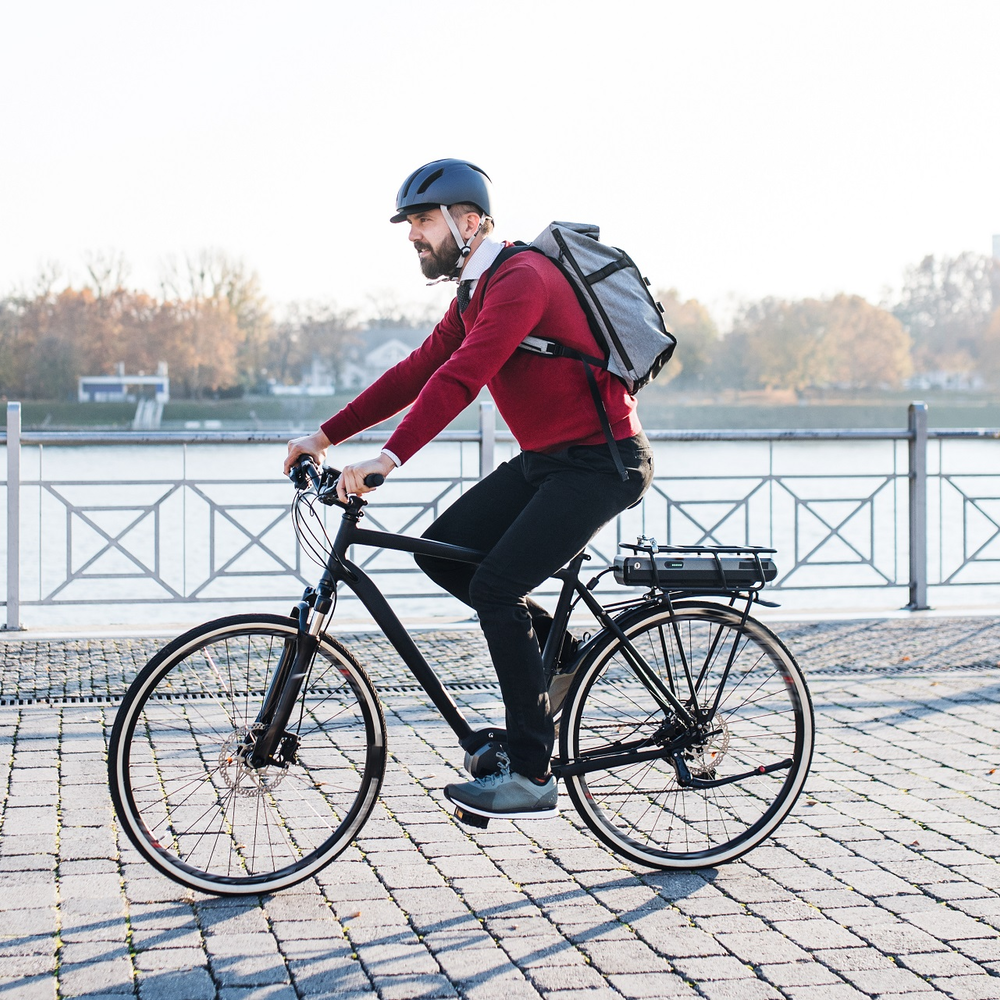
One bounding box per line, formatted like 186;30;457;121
482;222;676;478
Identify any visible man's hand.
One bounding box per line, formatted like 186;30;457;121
284;430;332;477
337;454;396;502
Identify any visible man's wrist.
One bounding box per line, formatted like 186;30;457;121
380;449;401;469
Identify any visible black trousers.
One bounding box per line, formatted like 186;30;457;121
415;433;654;779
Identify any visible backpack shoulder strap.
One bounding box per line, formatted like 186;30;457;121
477;242;533;298
477;241;629;482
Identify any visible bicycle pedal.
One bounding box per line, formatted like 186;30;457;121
454;806;490;830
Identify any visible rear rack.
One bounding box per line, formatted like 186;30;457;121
614;540;778;594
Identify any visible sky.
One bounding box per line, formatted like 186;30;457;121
2;1;998;326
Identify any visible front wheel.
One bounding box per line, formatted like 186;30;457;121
560;601;813;870
108;614;387;896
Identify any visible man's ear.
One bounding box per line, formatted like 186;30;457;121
460;212;483;240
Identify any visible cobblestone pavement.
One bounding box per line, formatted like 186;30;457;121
1;616;999;1000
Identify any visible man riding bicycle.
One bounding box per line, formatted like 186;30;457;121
285;158;653;820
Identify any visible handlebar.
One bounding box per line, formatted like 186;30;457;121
288;457;384;504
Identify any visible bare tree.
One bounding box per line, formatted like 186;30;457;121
83;250;131;298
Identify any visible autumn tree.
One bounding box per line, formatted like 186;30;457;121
724;295;911;393
654;288;719;389
823;295;912;390
726;298;832;393
161;250;272;390
156;296;242;398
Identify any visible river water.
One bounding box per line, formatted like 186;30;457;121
4;434;1000;631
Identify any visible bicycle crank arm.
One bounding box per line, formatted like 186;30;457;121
672;752;795;789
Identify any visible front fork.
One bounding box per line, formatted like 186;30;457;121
243;587;329;769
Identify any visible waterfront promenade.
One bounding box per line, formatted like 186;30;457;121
1;615;999;999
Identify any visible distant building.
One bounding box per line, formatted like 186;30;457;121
78;363;169;403
339;338;413;391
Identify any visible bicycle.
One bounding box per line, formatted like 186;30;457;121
108;461;814;897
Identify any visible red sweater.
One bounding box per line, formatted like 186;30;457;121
321;248;642;465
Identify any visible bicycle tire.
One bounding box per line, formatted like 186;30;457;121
560;601;813;869
108;614;387;896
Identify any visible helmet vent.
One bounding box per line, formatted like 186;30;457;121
416;168;445;195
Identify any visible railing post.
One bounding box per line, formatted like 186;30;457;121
4;401;23;630
907;401;929;610
479;400;495;479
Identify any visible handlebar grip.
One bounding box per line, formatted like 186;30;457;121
289;457;321;490
364;473;385;488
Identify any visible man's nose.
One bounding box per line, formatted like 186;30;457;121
408;225;420;243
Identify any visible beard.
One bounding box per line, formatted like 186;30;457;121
415;233;461;279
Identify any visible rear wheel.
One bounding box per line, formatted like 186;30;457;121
561;602;812;869
109;614;386;895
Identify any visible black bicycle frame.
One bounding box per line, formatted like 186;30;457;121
251;494;699;772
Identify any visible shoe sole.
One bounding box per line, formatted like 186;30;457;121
443;789;558;821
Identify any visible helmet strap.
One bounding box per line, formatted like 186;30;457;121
440;204;482;279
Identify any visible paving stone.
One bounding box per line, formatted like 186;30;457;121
836;966;936;993
579;938;669;975
208;954;290;988
713;930;811;964
904;907;996;942
354;941;440;976
370;973;459;999
0;975;57;1000
133;947;208;972
434;945;515;982
286;954;370;994
929;974;1000;1000
462;977;542;1000
670;955;755;981
695;980;784;999
59;958;135;995
218;987;299;1000
771;917;866;949
756;961;843;987
606;971;699;998
896;951;987;977
0;953;57;976
136;967;216;999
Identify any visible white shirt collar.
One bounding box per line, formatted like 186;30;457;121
458;237;504;284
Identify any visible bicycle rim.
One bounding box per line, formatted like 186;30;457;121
562;602;813;869
109;615;386;895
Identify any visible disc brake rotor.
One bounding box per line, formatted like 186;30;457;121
218;724;288;796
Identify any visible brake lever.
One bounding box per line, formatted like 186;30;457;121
316;470;385;507
288;457;321;491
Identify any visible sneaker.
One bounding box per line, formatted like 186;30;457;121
444;753;558;820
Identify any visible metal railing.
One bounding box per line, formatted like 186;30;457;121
3;400;999;629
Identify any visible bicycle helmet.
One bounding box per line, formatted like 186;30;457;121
390;158;492;223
